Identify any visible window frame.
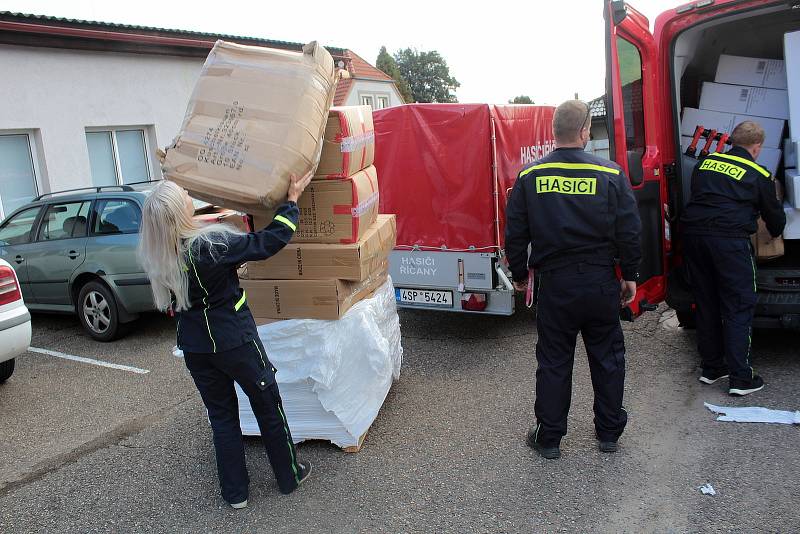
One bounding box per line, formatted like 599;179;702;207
85;127;153;186
614;35;646;186
360;95;375;108
35;200;92;242
0;131;45;220
89;197;143;237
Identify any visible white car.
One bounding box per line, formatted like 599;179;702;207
0;257;31;383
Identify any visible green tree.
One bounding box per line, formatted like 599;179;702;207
509;95;534;104
393;48;460;103
376;46;413;103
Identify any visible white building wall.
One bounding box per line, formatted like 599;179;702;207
0;44;203;194
344;79;404;108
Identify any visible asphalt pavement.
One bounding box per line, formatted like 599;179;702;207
1;302;798;533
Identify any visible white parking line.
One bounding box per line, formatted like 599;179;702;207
28;346;151;374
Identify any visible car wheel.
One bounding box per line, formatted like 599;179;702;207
0;358;14;383
77;281;125;342
676;310;696;330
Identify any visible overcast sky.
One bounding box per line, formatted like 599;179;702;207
1;0;680;105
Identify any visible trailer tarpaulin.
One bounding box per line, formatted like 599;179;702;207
490;105;557;242
373;104;495;251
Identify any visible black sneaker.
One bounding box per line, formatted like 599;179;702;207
525;426;560;459
729;375;764;396
699;368;729;385
598;441;618;453
297;460;312;486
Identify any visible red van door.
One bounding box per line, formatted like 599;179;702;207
605;0;668;319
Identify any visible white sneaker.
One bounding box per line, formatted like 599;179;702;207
230;500;248;509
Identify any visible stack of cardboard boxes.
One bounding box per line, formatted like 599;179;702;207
240;105;397;322
680;46;800;259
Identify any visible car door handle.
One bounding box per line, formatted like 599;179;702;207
14;255;24;264
68;250;81;260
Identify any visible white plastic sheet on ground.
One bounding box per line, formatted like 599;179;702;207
705;402;800;425
236;277;402;448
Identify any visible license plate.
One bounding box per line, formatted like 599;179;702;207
396;288;453;307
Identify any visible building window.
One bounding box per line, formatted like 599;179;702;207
360;95;374;108
86;128;151;187
0;133;40;218
377;96;389;109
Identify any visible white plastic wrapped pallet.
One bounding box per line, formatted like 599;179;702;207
235;277;402;448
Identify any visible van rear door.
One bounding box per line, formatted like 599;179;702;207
605;0;667;318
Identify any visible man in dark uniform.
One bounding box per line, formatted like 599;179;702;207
505;100;642;459
682;121;785;396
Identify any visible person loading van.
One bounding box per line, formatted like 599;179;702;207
138;173;313;509
682;121;786;396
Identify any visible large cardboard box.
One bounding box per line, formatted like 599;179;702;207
315;106;375;179
785;31;800;139
253;166;379;244
714;55;787;90
784;201;800;239
240;265;388;320
245;214;396;281
679;136;781;175
162;40;336;213
786;170;800;209
698;82;789;121
680;108;784;148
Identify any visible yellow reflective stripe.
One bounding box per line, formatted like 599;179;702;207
234;291;246;311
274;215;297;232
712;152;770;177
520;162;621;177
188;246;216;353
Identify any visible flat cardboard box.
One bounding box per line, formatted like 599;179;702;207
679;136;781;175
698;82;789;121
714;55;787;90
784;201;800;239
315;106;375;179
162;40;336;213
253;166;379;244
193;209;250;233
786;169;800;209
680;108;784;148
785;31;800;139
245;214;396;280
240;266;388;320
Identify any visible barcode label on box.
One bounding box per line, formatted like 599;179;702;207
757;61;766;74
739;89;749;102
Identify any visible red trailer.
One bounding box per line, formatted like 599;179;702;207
373;103;555;314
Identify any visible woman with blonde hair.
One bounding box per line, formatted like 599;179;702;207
138;173;313;508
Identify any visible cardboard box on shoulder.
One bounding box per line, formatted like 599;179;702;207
714;55;787;90
245;214;396;281
315;106;375;179
698;82;789;121
162;40;337;214
680;108;784;148
240;264;389;320
751;180;784;260
253;165;379;244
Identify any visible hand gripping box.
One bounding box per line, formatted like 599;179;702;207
245;214;396;281
315;106;375;179
253;165;379;244
240;263;389;320
162;40;336;213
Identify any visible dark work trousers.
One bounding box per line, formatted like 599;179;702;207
183;338;301;503
533;263;628;447
683;235;756;381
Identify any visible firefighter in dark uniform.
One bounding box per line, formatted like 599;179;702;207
139;174;314;509
505;100;642;459
682;121;785;396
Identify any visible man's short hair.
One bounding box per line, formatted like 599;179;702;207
730;121;766;147
553;100;591;143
